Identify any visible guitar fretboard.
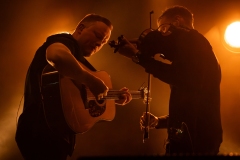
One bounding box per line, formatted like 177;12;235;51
87;90;145;100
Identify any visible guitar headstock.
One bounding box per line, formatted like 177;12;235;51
139;86;152;104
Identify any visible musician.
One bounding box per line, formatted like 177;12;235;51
115;5;222;155
15;14;132;160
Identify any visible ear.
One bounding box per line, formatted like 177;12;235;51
77;24;85;34
172;15;181;26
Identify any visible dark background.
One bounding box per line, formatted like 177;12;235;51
1;0;240;159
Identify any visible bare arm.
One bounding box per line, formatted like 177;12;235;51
46;42;108;99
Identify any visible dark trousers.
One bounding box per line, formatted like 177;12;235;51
165;136;221;156
16;128;71;160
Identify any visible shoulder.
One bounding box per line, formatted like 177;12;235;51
46;42;70;53
175;28;210;46
45;33;80;56
46;33;77;48
189;29;212;47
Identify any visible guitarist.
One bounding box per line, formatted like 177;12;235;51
15;14;132;160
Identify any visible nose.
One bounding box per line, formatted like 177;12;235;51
96;39;106;46
95;41;106;50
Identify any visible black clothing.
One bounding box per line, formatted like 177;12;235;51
15;33;95;160
138;28;222;155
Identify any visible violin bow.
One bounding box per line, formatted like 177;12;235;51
143;10;154;143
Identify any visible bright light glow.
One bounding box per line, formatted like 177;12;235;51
224;21;240;48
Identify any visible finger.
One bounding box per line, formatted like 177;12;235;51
124;87;129;91
120;87;128;91
126;96;132;104
103;89;109;96
142;111;151;116
118;94;126;99
140;117;145;124
123;93;132;104
98;93;103;100
140;120;144;130
142;112;147;118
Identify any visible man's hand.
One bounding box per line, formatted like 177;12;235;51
117;36;139;58
85;74;109;100
140;112;159;130
115;87;132;105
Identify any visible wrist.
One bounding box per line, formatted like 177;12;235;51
152;117;159;128
131;51;141;63
148;116;159;129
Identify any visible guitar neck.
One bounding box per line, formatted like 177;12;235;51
87;90;143;100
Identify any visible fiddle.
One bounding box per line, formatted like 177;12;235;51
108;28;154;53
137;28;154;48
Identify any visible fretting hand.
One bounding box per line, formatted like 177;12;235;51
115;87;132;105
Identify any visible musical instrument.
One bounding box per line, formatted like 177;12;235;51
108;11;156;143
40;64;148;134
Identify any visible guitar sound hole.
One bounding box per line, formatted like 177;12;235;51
88;100;106;117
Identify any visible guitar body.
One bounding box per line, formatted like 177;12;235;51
41;64;115;134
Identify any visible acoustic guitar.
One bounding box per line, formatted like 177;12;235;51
41;64;147;134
